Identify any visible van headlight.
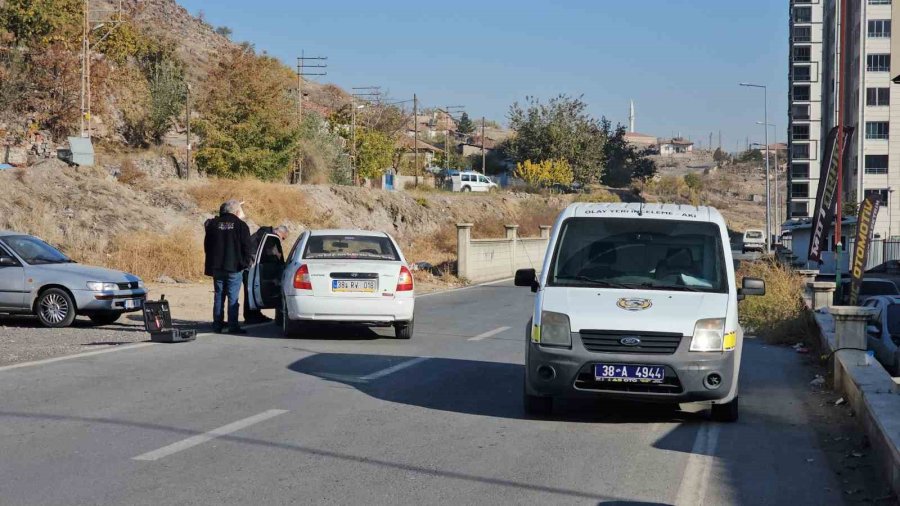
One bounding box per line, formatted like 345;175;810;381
534;311;572;347
690;318;725;352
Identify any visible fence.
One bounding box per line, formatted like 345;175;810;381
846;239;900;270
456;224;552;283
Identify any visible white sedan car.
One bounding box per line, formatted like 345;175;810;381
247;229;415;339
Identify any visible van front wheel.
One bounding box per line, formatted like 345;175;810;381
711;397;739;422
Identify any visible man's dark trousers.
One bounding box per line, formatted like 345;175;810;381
213;270;243;331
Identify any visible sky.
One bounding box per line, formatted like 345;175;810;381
178;0;788;152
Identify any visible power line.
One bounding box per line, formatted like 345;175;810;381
294;51;328;184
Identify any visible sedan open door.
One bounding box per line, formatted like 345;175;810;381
248;234;285;311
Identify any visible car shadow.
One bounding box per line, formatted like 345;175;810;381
287;352;705;423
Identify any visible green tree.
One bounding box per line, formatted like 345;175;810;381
713;147;729;163
600;122;658;187
354;128;394;179
505;94;606;183
457;112;475;135
146;58;186;143
1;0;81;47
215;26;233;38
193;48;300;180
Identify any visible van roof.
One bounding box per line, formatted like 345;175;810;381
564;202;726;227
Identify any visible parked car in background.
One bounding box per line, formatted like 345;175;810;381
863;296;900;374
0;232;147;327
262;230;415;339
741;229;765;253
451;171;498;192
840;278;900;305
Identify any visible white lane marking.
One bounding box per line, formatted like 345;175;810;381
674;423;721;506
359;356;430;381
132;409;289;461
468;326;512;341
416;277;514;299
0;342;157;372
0;322;273;373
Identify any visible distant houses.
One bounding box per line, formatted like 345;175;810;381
623;132;696;155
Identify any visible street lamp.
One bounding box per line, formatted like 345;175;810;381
757;121;780;240
741;82;771;252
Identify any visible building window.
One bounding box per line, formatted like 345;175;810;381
867;54;891;71
866;121;890;139
792;143;810;159
790;201;809;218
792;124;810;140
867;87;891;106
792;104;811;120
868;20;892;38
791;162;810;179
793;46;812;62
794;7;812;23
865;189;890;204
793;26;812;42
791;183;810;198
793;85;811;101
869;0;891;5
793;65;812;82
865;154;889;174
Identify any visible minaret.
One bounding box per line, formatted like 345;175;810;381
629;100;635;133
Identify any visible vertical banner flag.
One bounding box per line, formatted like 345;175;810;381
808;126;854;262
849;196;881;305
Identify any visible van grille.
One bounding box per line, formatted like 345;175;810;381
580;330;683;355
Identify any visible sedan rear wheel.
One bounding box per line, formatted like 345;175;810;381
36;288;77;328
394;319;413;339
281;299;301;338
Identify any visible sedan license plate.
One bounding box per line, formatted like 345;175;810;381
123;299;142;310
594;364;665;383
332;280;377;293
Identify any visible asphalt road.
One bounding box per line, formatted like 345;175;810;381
0;281;855;505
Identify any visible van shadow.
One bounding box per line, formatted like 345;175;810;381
287;352;705;423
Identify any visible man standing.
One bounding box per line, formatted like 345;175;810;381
243;225;288;324
204;200;252;334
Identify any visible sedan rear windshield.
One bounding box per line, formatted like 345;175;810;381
548;218;727;293
303;235;400;261
3;236;72;265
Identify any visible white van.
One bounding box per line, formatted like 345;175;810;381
742;229;766;253
451;171;498;192
515;203;765;421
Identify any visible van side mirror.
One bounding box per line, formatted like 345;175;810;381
739;277;765;297
868;325;881;336
515;269;539;292
0;256;17;267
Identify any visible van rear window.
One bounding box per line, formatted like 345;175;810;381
303;235;400;261
745;231;763;239
549;218;727;293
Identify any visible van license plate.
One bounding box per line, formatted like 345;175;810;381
332;280;377;293
594;364;665;383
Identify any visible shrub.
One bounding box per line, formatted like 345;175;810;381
684;172;704;191
576;189;621;203
737;259;815;345
117;160;146;186
187;178;314;227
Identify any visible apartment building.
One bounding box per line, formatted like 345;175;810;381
790;0;899;239
788;0;827;222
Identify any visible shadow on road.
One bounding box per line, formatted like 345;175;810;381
287;352;704;424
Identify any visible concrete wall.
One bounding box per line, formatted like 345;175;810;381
456;224;552;283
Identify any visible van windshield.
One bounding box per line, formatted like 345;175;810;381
745;231;763;239
548;218;727;293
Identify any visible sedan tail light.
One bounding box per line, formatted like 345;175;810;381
396;266;414;292
293;264;312;290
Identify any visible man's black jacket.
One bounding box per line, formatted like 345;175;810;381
204;213;252;276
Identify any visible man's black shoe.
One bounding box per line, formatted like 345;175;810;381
229;328;248;335
244;315;273;324
212;325;225;334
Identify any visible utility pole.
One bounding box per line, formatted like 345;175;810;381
708;133;713;153
294;51;327;184
414;93;419;187
441;106;464;171
481;116;487;174
718;130;722;151
80;0;122;139
350;87;381;185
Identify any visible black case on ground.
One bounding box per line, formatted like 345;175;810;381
142;295;197;343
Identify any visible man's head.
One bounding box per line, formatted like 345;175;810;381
273;225;289;240
220;199;245;219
